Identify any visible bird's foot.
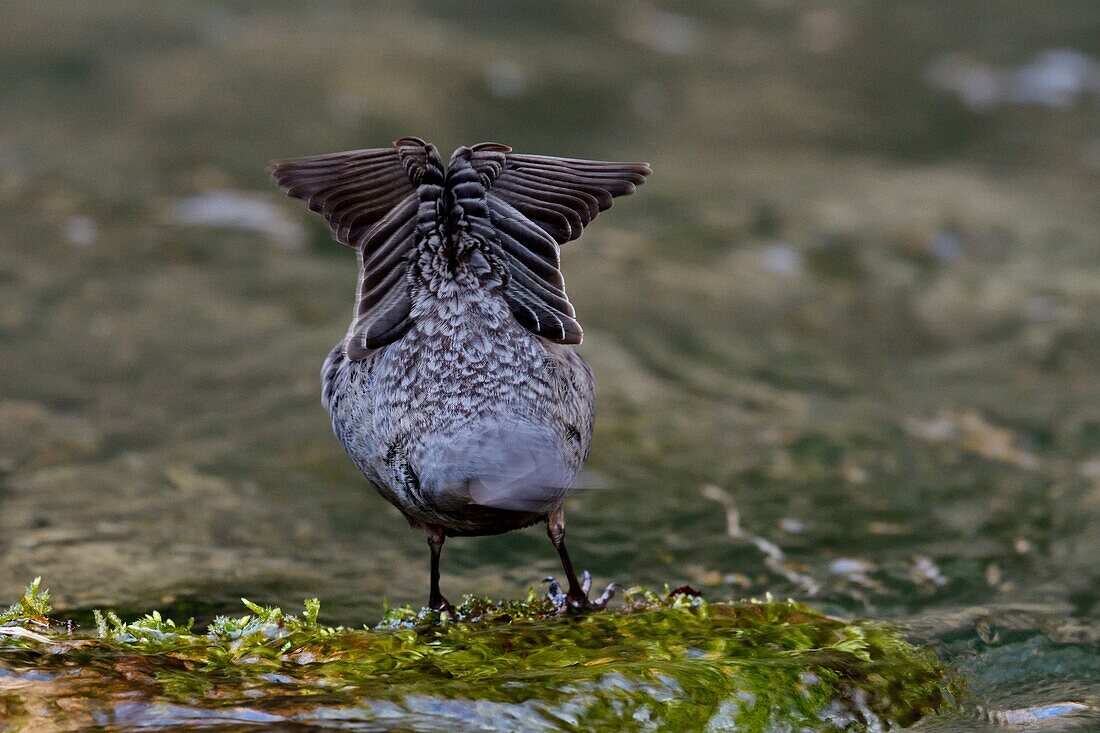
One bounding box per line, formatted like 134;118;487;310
545;571;621;612
428;596;454;616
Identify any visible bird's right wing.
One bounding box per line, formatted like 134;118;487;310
467;144;651;344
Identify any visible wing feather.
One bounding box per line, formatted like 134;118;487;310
480;149;650;343
272;139;437;355
274;139;649;350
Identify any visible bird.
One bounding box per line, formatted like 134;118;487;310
272;138;650;611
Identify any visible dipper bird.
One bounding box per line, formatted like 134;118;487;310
272;138;649;610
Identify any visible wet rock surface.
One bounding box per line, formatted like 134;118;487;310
0;582;956;731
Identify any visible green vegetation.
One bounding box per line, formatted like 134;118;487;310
0;577;51;624
0;579;957;731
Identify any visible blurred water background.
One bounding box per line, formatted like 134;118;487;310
0;1;1098;729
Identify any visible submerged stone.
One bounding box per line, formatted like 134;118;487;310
0;580;957;731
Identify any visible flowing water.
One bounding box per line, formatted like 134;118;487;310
1;2;1098;729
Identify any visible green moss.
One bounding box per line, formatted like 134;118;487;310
0;577;50;624
0;580;958;731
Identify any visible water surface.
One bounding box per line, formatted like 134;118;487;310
1;2;1098;729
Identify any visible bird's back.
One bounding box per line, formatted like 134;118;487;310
323;282;594;534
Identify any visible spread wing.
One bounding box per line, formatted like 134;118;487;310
274;138;650;352
468;144;651;344
272;138;441;356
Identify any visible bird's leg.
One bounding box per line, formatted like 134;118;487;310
546;509;619;610
547;510;585;604
426;524;453;614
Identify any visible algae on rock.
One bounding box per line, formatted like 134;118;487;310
0;580;956;731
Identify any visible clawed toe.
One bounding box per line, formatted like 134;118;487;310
545;576;566;605
545;571;621;612
585;580;621;609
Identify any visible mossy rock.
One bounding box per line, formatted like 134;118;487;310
0;579;956;731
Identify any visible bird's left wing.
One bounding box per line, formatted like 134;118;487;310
272;138;442;355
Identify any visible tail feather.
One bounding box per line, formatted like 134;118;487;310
420;422;574;514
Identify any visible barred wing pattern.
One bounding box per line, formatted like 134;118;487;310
272;138;443;355
470;147;650;343
273;139;650;353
